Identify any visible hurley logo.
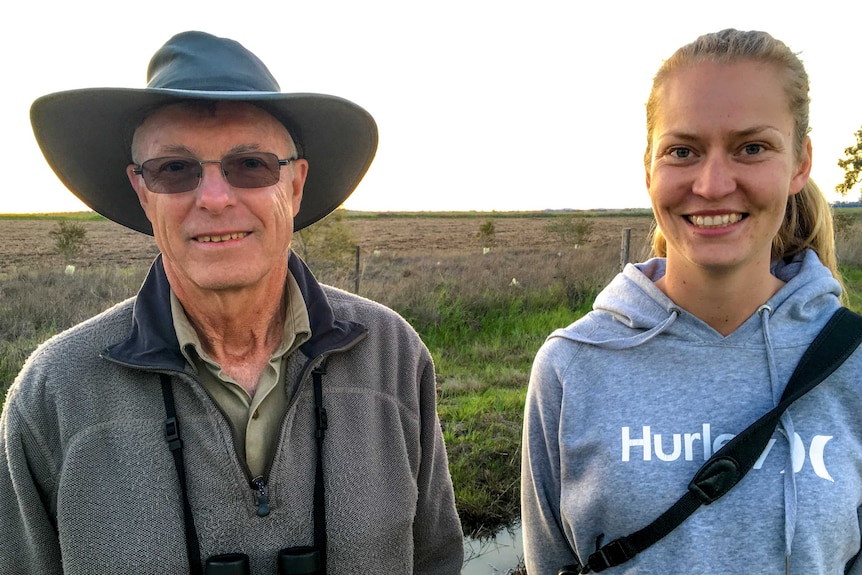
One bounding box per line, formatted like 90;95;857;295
621;425;834;481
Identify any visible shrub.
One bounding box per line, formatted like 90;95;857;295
49;220;88;257
476;219;495;246
292;210;358;274
545;215;594;246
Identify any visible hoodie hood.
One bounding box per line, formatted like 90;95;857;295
549;249;842;350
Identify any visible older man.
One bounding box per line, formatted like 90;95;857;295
0;31;463;575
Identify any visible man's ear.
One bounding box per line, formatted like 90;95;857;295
289;158;309;216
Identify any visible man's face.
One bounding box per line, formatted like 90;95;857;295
127;101;308;296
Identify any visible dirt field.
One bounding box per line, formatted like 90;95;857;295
0;213;655;269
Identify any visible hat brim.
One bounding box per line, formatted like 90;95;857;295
30;88;378;235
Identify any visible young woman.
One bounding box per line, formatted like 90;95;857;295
521;29;861;574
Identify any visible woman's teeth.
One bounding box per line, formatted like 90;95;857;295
688;213;742;228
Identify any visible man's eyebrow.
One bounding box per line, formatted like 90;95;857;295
147;143;265;158
226;144;265;155
151;144;196;157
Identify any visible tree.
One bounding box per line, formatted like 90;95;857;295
836;126;862;200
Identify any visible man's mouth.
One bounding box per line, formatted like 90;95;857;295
686;213;745;228
194;232;249;243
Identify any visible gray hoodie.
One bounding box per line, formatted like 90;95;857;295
522;250;862;574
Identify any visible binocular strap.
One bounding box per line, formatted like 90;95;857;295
160;360;330;574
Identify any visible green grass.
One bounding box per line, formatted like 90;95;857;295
396;294;594;537
841;266;862;312
0;266;145;395
423;300;587;390
438;386;530;536
834;206;862;217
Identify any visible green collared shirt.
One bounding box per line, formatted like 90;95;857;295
171;274;311;477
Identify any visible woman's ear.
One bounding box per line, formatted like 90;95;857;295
790;137;813;196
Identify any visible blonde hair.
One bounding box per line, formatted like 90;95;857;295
645;29;845;297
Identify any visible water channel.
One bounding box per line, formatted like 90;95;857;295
461;523;523;574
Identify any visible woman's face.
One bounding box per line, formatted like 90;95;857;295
646;59;811;280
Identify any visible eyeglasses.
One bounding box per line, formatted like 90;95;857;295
132;152;297;194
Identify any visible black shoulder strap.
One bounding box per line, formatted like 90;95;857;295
577;307;862;573
160;374;204;575
312;363;329;568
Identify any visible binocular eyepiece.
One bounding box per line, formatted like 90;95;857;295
205;547;322;575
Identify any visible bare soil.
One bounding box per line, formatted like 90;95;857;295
0;214;655;269
1;220;160;268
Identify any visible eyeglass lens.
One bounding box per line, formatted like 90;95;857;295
140;152;285;194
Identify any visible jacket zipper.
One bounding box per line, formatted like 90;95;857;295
108;328;367;520
148;366;309;519
173;369;276;518
114;364;267;516
191;371;277;517
248;355;330;519
179;372;273;515
257;337;364;484
251;475;270;516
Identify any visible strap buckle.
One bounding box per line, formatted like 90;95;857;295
164;416;182;451
587;538;633;572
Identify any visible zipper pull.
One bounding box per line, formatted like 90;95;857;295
251;476;270;517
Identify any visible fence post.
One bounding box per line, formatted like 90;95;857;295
354;245;361;294
620;228;631;271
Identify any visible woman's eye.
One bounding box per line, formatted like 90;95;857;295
668;147;691;159
743;143;764;155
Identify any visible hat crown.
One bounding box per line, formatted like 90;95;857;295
146;31;281;93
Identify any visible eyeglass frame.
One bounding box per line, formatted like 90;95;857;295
131;152;299;194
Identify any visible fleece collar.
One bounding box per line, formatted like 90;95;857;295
104;252;366;372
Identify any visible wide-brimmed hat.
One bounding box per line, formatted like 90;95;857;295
30;31;378;235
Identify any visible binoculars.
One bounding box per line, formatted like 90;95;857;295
205;547;322;575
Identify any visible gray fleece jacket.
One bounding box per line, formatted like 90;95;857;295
522;250;862;574
0;253;464;575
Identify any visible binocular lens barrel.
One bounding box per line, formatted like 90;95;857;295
278;547;322;575
205;553;250;575
204;547;322;575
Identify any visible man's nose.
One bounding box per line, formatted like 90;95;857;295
195;163;236;211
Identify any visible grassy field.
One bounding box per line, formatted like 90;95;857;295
2;209;861;544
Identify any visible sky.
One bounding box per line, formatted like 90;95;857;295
2;0;861;216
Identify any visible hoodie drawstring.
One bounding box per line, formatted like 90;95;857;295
566;308;681;350
759;304;797;563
